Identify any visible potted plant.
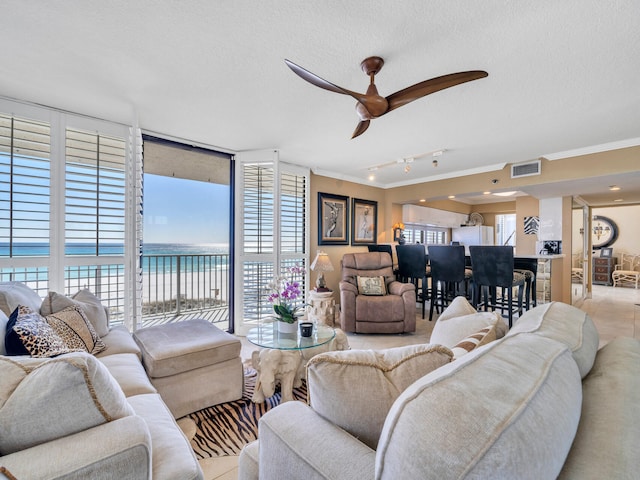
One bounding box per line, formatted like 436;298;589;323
266;264;306;333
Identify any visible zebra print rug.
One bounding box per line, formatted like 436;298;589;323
187;369;308;458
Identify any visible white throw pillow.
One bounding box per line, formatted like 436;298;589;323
0;352;134;454
41;290;109;337
430;296;507;348
306;344;453;449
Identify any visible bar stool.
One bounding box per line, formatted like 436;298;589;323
428;245;467;321
469;246;525;328
514;257;538;309
396;244;430;319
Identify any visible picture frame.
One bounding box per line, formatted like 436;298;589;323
351;198;378;245
600;247;613;258
318;192;349;245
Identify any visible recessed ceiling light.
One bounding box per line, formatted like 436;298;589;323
614;198;624;202
419;199;426;202
483;191;491;195
448;195;455;199
493;191;518;197
609;185;621;191
368;174;375;181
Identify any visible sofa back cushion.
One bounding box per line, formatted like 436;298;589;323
307;344;453;449
507;301;599;378
0;282;42;317
375;334;582;480
0;352;134;454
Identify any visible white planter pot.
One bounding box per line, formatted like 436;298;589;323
277;319;299;334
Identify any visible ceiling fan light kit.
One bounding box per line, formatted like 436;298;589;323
284;57;488;139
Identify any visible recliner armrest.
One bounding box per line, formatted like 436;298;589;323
387;280;414;296
339;281;358;294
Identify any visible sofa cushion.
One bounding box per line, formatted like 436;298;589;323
506;302;599;378
41;290;110;338
44;305;106;355
96;325;142;359
0;282;43;317
307;344;453;449
98;353;157;397
356;275;387;296
127;393;203;480
6;305;83;358
0;352;134;455
430;306;506;349
376;334;582;479
450;324;496;359
558;336;640;479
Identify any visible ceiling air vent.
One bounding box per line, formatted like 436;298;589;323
511;160;541;178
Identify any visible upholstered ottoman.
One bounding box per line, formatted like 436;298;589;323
133;319;243;419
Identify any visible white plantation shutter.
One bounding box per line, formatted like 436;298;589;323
0;98;133;324
235;151;309;335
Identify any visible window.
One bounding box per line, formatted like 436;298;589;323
403;223;448;245
0;99;135;325
235;152;309;334
496;214;517;247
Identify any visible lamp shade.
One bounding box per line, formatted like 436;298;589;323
310;252;334;272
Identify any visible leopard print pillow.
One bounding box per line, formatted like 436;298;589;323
44;305;106;355
9;305;83;358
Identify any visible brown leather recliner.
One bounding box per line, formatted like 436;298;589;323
339;252;416;333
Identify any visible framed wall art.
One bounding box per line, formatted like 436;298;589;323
351;198;378;245
318;192;349;245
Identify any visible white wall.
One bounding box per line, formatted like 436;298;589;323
572;204;640;255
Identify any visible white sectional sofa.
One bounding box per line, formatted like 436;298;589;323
239;300;640;479
0;282;204;480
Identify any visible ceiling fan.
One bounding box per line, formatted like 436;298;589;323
284;56;488;139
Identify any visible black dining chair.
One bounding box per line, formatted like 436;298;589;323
395;244;430;319
428;245;467;321
469;246;525;328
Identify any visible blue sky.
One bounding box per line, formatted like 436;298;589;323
143;174;230;244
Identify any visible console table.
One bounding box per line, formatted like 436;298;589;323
593;257;616;286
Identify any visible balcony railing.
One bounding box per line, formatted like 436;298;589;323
0;253;231;330
141;253;230;329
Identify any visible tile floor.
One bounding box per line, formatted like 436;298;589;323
208;285;640;479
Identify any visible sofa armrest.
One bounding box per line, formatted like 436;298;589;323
256;401;375;480
0;416;151;480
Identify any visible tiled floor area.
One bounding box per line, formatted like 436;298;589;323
208;285;640;479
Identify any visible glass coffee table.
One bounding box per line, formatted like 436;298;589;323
247;322;336;350
247;322;335;403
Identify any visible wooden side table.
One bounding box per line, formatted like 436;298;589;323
593;257;616;286
307;290;336;327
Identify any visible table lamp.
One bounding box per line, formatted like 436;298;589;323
310;251;334;291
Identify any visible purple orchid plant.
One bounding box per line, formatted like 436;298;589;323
266;264;306;323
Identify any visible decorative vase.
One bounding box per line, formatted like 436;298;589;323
277;319;299;334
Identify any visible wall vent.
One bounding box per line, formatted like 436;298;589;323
511;160;541;178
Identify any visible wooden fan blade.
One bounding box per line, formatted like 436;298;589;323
386;71;488;113
284;59;366;102
351;120;370;139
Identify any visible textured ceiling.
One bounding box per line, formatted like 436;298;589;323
1;0;639;203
